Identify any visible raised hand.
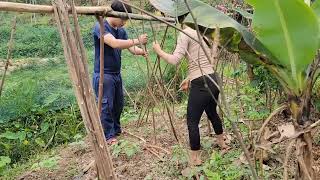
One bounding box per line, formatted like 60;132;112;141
138;33;148;45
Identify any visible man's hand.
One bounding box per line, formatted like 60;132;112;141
138;33;148;45
138;49;148;57
142;49;148;57
128;46;148;57
152;41;161;54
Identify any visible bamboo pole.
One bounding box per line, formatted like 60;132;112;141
97;16;105;116
0;16;16;98
0;1;175;22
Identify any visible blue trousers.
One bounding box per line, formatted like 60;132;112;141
93;73;124;140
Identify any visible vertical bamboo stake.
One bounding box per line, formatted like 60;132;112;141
152;107;157;144
0;16;16;98
97;16;105;116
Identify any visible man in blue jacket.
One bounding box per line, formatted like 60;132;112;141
93;0;148;145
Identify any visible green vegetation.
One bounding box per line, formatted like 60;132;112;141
0;59;84;166
202;151;249;180
111;139;141;158
0;144;68;178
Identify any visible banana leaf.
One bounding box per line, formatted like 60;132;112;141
247;0;319;94
312;0;320;47
150;0;278;65
149;0;204;17
233;7;253;20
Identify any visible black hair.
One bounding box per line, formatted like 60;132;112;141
111;0;133;14
177;13;189;24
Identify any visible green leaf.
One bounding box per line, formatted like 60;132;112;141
233;7;253;19
305;0;311;6
43;93;60;107
0;156;11;168
149;0;204;17
239;50;261;66
312;0;320;18
204;168;221;180
73;133;83;141
0;131;19;140
35;137;46;147
247;0;319;93
312;0;320;46
17;131;26;142
31;156;60;170
40;122;50;133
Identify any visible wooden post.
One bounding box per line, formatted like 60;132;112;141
97;16;105;116
0;17;16;98
0;1;175;22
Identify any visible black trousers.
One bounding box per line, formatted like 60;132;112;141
187;73;223;150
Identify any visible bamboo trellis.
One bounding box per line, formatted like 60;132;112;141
0;1;175;22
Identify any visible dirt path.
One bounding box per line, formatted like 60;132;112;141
0;58;60;75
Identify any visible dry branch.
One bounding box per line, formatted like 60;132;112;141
283;139;295;180
257;104;288;142
123;130;170;159
296;139;313;180
0;16;16;98
123;130;147;143
97;16;105;116
256;119;320;152
146;145;170;155
145;147;165;161
0;1;175;22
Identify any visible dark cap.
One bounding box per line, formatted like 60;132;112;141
111;0;133;13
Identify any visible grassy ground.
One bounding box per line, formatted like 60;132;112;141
0;11;178;176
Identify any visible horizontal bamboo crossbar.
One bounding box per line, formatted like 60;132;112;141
0;2;175;22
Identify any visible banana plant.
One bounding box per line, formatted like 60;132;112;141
150;0;320;179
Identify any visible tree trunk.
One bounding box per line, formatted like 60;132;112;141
289;96;315;180
246;63;254;82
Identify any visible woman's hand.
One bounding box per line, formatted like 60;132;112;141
152;41;161;54
179;78;190;92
